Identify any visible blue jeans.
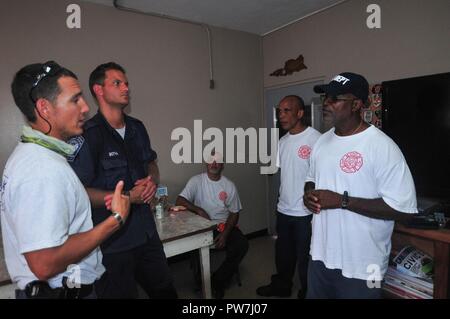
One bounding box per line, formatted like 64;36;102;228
306;258;382;299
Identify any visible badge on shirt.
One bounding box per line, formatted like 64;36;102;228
219;191;228;202
340;151;364;173
66;136;85;162
297;145;312;159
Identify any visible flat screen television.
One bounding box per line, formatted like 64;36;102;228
382;72;450;201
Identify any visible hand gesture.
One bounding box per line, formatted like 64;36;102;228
104;176;156;208
303;189;342;214
110;180;131;222
133;176;156;204
303;190;320;214
214;232;227;249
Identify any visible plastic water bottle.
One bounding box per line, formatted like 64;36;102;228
155;202;163;219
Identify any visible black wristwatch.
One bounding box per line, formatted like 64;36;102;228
341;191;349;209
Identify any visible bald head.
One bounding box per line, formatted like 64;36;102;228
278;95;306;134
280;95;305;112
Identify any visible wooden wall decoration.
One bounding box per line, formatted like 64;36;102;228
270;54;307;77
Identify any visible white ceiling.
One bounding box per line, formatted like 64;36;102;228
83;0;347;35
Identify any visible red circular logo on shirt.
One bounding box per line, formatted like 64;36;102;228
219;191;228;202
298;145;312;159
340;151;363;173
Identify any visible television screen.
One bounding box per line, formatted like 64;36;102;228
382;72;450;200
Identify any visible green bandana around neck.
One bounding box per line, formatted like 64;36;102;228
20;126;75;158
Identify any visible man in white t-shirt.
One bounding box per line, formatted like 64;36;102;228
176;153;248;299
0;61;130;299
303;72;418;299
257;95;321;299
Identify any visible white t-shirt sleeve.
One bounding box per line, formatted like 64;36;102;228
305;130;321;183
225;183;242;214
11;178;71;254
305;146;316;183
179;176;199;202
374;147;418;214
276;141;281;168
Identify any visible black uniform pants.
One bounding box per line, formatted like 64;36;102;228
95;233;177;299
192;227;248;290
274;212;312;292
211;228;249;289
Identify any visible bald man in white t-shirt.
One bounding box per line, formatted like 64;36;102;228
176;154;248;299
257;95;321;299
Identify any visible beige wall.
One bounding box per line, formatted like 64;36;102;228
0;0;266;239
263;0;450;88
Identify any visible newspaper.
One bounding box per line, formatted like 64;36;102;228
385;267;433;297
392;246;433;280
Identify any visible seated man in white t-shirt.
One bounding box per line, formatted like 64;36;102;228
303;72;418;299
176;153;248;299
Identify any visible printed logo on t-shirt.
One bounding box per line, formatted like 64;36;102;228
297;145;312;159
340;151;363;173
219;191;228;202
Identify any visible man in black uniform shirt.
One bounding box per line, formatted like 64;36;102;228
69;62;177;298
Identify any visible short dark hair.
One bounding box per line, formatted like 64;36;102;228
11;61;77;122
282;95;305;110
89;62;126;100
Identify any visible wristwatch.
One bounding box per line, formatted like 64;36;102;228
341;191;349;209
111;212;124;227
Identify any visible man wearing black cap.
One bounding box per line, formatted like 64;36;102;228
1;61;130;298
303;72;418;298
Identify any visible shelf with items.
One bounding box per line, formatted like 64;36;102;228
383;264;433;299
385;224;450;299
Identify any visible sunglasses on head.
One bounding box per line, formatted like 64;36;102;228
29;61;62;103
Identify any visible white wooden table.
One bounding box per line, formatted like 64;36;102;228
155;210;216;299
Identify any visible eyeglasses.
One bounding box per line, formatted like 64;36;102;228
29;61;61;102
320;95;356;104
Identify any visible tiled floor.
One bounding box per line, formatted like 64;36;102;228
168;235;300;299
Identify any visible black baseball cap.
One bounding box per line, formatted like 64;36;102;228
314;72;369;103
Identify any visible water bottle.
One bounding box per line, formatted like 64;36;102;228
155;202;163;219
